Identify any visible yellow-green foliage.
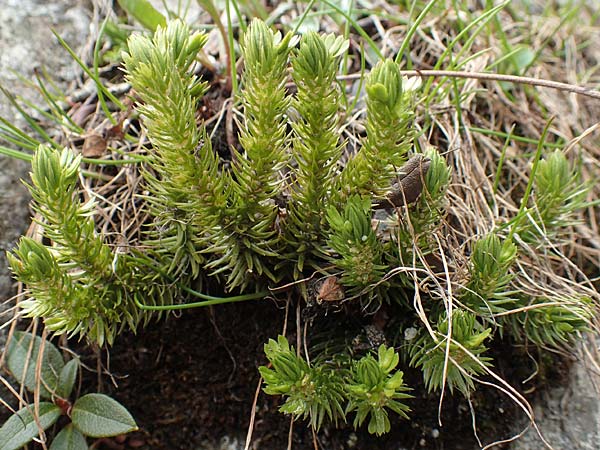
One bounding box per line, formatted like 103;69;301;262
7;18;593;438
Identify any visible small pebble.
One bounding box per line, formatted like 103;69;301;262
404;327;418;341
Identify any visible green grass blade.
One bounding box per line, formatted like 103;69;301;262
117;0;167;31
469;127;564;149
94;17;119;125
52;29;126;111
0;117;41;149
507;117;554;240
33;73;83;133
0;145;34;161
492;125;514;196
396;0;438;66
423;1;509;98
0;84;59;148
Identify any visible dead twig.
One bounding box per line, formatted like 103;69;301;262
337;70;600;100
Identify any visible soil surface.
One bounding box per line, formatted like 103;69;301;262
71;298;563;450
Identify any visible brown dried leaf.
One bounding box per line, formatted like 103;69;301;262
316;276;345;303
82;133;107;158
374;154;432;209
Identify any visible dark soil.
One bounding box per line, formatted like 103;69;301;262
64;297;567;450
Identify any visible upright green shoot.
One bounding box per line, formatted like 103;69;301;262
285;32;348;274
335;59;415;203
210;19;293;288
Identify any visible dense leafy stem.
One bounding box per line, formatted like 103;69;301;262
345;345;412;435
284;32;348;275
9;146;145;345
326;196;387;299
504;297;592;347
259;336;346;429
217;19;294;288
409;310;492;395
392;147;451;266
526;150;589;241
462;233;518;316
334;59;414;203
124;19;221;279
260;336;411;434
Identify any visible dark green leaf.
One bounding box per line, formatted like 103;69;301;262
72;394;137;437
49;424;88;450
0;402;61;450
56;358;79;399
6;331;65;399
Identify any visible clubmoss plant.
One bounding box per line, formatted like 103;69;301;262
123;20;217;280
345;344;412;436
462;233;518;317
409;310;492;395
526;149;589;242
326;195;387;300
284;31;348;275
219;20;293;288
8;146;153;345
334;58;414;203
259;335;346;430
392;147;451;267
260;336;411;435
5;17;596;438
505;297;593;348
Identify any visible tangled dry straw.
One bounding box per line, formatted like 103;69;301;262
66;2;599;354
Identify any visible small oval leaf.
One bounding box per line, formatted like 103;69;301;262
49;424;88;450
0;402;61;450
6;331;65;400
57;359;79;399
71;394;137;438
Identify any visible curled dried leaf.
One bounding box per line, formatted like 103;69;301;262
315;276;345;303
374;154;432;209
82;133;107;158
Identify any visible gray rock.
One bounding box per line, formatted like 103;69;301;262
510;354;600;450
0;0;90;304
